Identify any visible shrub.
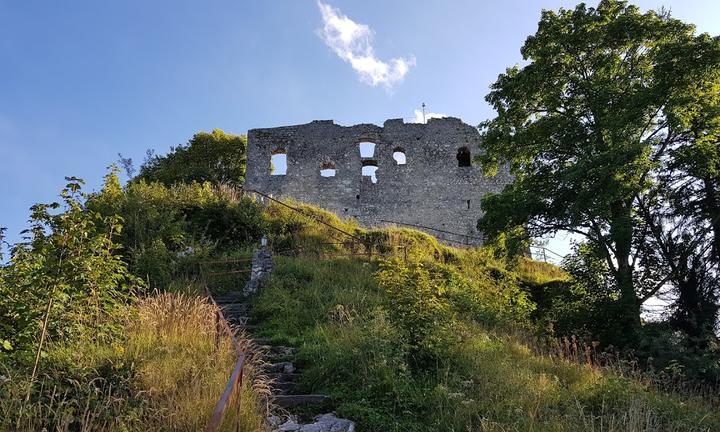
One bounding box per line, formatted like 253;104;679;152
0;178;140;361
88;168;265;288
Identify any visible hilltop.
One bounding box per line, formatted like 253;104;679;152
1;171;718;431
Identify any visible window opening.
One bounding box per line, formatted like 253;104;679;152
359;141;376;158
361;160;378;184
457;147;471;167
270;150;287;175
393;147;406;165
320;162;336;177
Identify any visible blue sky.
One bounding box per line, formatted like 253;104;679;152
1;0;719;252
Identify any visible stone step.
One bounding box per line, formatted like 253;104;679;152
272;394;330;409
267;362;296;374
271;381;298;394
212;292;245;304
226;316;250;327
238;323;258;332
264;352;297;362
269;413;356;432
267;372;302;383
259;345;298;356
219;303;250;317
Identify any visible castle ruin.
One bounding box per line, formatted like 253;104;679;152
245;117;512;246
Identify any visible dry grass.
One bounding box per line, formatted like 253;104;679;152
1;291;269;432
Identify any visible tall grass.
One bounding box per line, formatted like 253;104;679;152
251;256;720;432
1;291;268;432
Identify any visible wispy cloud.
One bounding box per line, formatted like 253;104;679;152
412;109;446;123
316;1;415;89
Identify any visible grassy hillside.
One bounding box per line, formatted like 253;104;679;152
2;181;717;432
251;202;720;432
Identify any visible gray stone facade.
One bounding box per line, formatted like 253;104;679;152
245;117;512;246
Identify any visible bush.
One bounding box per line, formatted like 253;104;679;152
0;178;140;360
376;260;455;367
88;168;265;288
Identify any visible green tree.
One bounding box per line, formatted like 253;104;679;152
138;129;247;187
0;178;140;363
652;32;720;346
477;1;715;342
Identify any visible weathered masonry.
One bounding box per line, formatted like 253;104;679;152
245;117;513;246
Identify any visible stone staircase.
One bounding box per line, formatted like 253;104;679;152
213;292;355;432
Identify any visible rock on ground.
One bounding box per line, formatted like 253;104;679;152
271;414;355;432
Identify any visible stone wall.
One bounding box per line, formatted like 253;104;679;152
244;249;272;296
244;117;512;246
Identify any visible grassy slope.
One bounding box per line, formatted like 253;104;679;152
251;203;720;432
1;291;266;432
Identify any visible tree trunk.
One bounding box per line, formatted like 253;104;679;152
610;203;641;342
703;177;720;264
672;256;718;350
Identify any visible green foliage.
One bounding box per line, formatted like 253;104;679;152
0;178;140;360
528;243;621;343
138;129;247;187
264;199;361;253
478;0;720;345
88;169;265;288
376;260;455;366
252;253;719;431
358;227;454;262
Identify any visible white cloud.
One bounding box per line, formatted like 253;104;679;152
412;109;446;123
316;1;415;89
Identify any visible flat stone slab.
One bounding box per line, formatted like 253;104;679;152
267;372;302;382
212;292;245;304
271;381;298;394
272;394;330;408
219;303;250;316
268;362;296;374
273;413;355;432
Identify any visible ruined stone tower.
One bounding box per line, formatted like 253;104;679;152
245;117;512;246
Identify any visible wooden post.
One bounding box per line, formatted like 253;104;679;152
215;310;220;350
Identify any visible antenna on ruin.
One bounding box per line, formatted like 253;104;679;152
421;102;426;124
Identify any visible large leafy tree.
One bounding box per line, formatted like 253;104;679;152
138;129;247;187
654;32;720;345
477;0;718;341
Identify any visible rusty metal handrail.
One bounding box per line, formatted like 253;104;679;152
205;269;253;277
244;188;362;242
202;271;247;431
204;351;245;432
201;258;254;265
379;218;484;242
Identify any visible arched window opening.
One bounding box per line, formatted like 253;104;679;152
320;162;336;177
361;160;378;184
393;147;406;165
457;147;471;167
358;141;376;158
270;149;287;175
